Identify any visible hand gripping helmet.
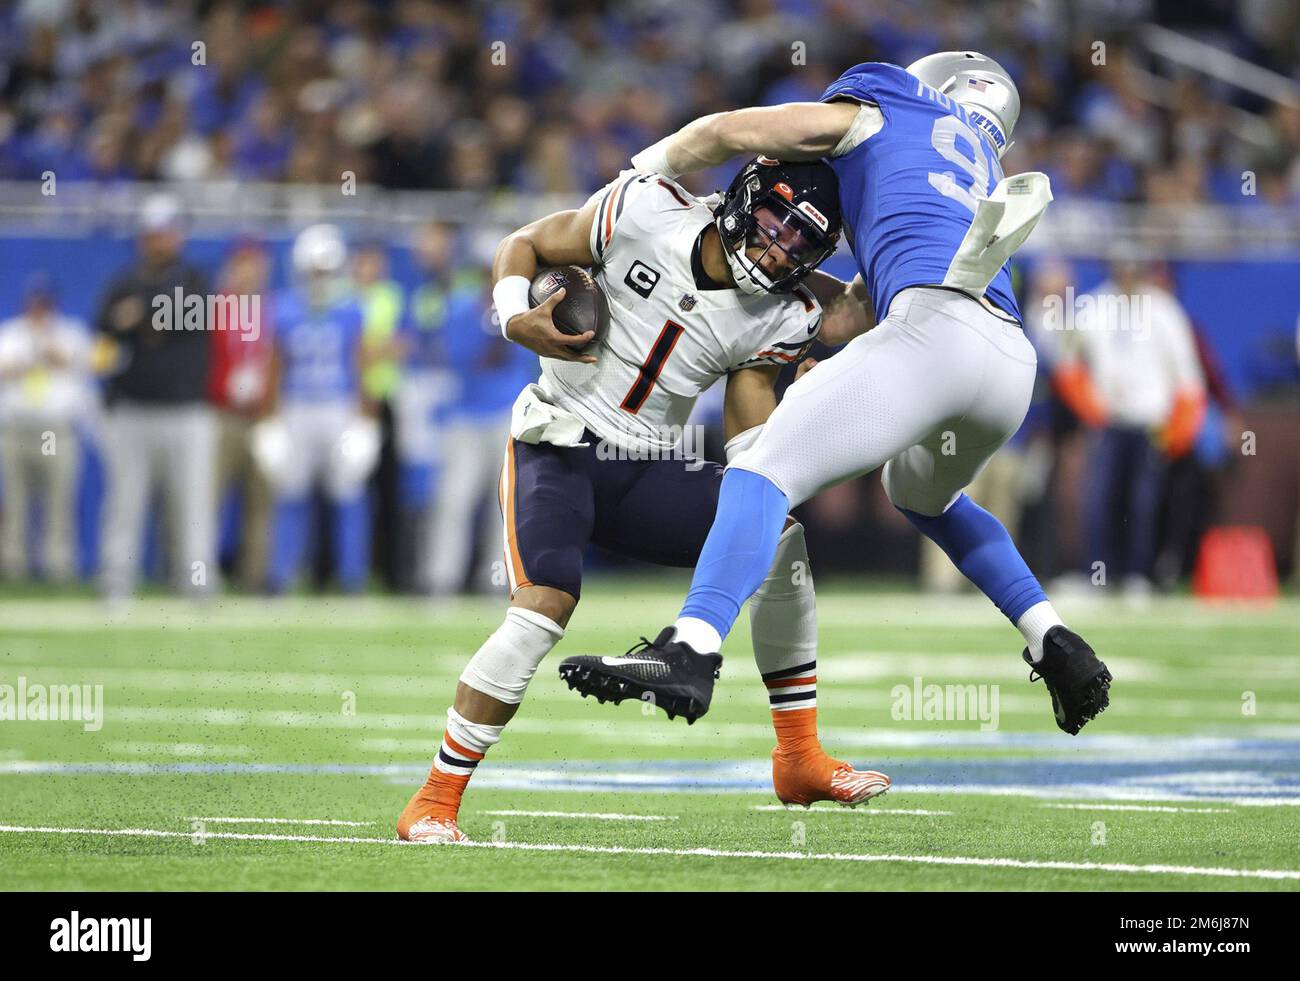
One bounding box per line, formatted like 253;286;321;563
906;51;1020;158
714;157;842;295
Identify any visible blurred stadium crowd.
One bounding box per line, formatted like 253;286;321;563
1;0;1297;202
0;0;1297;600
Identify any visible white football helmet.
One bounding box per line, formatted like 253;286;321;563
906;51;1020;158
291;223;348;277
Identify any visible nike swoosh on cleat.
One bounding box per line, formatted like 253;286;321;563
600;657;663;667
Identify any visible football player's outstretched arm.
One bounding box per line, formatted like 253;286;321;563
802;270;875;347
493;197;602;364
632;102;861;177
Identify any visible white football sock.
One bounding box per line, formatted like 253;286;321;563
749;522;819;712
671;616;722;655
1017;600;1064;663
459;606;565;704
432;706;506;776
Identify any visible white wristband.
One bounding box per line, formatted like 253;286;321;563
631;138;680;181
493;275;532;339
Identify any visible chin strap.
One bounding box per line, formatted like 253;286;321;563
721;235;775;295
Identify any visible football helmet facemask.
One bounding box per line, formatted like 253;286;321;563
715;157;842;295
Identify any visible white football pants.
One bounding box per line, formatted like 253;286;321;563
730;287;1037;516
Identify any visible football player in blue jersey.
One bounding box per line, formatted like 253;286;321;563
561;52;1112;735
257;224;380;593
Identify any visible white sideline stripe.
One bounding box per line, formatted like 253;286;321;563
184;816;375;826
751;805;952;816
1040;804;1233;814
478;810;678;822
0;823;1297;881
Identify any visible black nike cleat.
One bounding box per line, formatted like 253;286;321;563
558;627;723;724
1024;625;1112;735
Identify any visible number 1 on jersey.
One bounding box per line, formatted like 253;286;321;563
620;319;684;413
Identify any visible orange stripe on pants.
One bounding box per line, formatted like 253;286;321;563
500;437;532;593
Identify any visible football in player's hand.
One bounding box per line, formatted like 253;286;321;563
529;266;609;351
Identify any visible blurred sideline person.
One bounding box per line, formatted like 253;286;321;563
424;270;533;596
257;224;379;594
1053;255;1206;596
97;194;215;599
353;241;405;589
919;446;1027;592
0;274;95;581
1015;258;1080;581
209;239;273;590
396;222;461;591
1154;320;1238;588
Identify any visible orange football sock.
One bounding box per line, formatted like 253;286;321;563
772;706;822;759
413;764;472;821
396;724;487;836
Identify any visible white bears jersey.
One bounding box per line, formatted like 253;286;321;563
537;171;823;453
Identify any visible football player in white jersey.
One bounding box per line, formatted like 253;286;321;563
396;158;889;844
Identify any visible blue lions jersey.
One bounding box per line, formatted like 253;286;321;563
273;289;366;402
819;62;1021;321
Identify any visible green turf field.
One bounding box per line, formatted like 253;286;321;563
1;581;1298;891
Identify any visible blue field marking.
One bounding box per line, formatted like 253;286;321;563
3;737;1299;804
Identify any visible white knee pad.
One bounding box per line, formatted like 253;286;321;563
459;607;565;705
445;706;504;753
748;522;817;676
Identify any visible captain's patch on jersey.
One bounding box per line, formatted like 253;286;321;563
624;260;661;298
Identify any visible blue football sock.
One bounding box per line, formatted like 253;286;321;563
267;498;310;593
332;495;370;593
678;469;790;641
900;493;1045;624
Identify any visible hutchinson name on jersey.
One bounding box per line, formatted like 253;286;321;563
537;171;823;453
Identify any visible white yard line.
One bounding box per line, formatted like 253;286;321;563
477;810;678;822
184;816;375;826
1040;803;1233;814
0;823;1296;881
751;805;952;816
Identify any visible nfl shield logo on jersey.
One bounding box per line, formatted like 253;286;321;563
679;293;697;312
